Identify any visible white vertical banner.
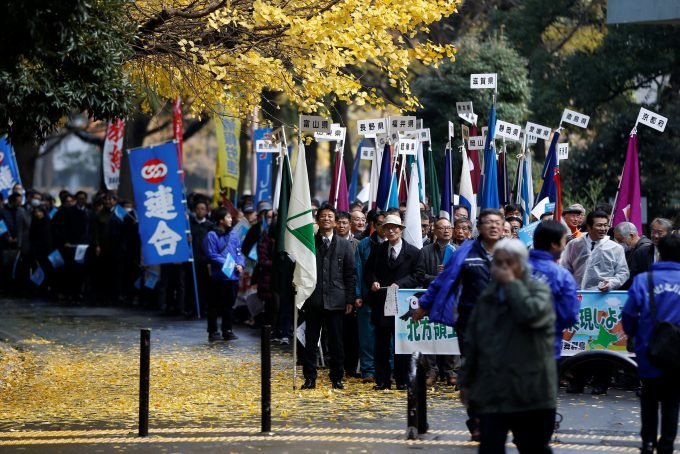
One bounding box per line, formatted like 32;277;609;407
102;119;125;190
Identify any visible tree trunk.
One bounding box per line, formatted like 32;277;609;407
119;111;151;199
13;139;39;189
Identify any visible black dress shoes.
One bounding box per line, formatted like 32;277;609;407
373;383;391;390
332;380;345;389
301;379;316;389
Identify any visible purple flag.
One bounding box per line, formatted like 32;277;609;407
612;132;642;232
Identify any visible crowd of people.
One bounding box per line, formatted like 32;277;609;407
3;180;679;453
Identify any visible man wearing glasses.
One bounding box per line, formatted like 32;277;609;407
421;217;457;385
453;218;473;247
413;208;504;440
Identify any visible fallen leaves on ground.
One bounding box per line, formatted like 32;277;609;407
0;342;462;430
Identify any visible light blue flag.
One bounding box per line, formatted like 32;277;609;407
30;265;45;286
480;102;499;209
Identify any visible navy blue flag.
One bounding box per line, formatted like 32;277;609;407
535;131;561;206
0;137;22;199
439;148;452;219
375;144;392;211
128;142;191;265
348;139;364;203
254;128;273;204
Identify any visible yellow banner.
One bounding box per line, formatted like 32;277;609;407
214;116;241;202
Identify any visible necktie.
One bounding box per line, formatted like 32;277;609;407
591;241;596;251
323;237;330;249
390;247;397;264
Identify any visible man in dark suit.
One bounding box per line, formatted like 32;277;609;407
365;214;424;390
301;204;356;390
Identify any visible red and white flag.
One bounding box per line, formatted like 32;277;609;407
172;97;184;174
102;119;125;190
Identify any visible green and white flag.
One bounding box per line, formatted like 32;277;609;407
285;143;317;309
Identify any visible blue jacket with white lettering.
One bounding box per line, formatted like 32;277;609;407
203;228;246;281
529;249;580;358
622;262;680;378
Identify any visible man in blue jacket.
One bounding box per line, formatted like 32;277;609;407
530;220;580;364
623;234;680;454
413;208;504;440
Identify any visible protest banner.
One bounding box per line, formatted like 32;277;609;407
128;141;191;265
102;119;124;190
395;289;460;355
562;291;631;357
254;128;273;204
0;137;22;199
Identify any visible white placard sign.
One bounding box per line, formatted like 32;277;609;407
448;121;455;139
459;112;478;125
494;119;522;141
637;107;668;132
398;139;418;155
557;143;569;161
525;122;551;141
561;109;590;128
360;146;375;160
357;118;388;136
456;101;473;115
299;115;331;133
467;136;485;150
375;134;389;151
255;139;281;153
415;128;431;143
470;73;497;89
388;116;417;133
315;124;346;151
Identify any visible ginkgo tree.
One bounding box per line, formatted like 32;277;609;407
128;0;461;119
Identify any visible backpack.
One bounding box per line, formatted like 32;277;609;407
646;271;680;375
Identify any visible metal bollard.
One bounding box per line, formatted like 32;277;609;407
416;360;428;434
261;325;272;433
406;352;419;440
139;328;151;437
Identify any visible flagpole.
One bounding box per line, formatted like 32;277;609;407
292;129;301;391
333;146;344;209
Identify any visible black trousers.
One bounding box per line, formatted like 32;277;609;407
207;279;237;334
303;308;344;382
640;376;680;453
479;409;555;454
374;323;408;387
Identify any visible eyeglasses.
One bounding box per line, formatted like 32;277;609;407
454;226;470;231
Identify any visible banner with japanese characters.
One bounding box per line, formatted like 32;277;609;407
254;128;273;204
128;141;191;265
0;137;22;199
395;289;460;355
102;119;125;190
561;291;631;357
214;116;241;192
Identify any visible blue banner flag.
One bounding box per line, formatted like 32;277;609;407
375;144;392;211
31;265;45;286
480;102;499;209
348;139;364;203
254;128;273;204
0;137;23;199
128;141;191;265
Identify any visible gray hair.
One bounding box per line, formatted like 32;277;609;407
651;218;673;232
493;238;529;270
614;221;638;237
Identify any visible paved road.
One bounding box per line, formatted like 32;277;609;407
0;298;657;453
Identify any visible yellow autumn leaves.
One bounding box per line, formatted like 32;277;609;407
0;342;462;429
126;0;460;118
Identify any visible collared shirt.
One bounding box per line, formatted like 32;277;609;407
388;239;403;260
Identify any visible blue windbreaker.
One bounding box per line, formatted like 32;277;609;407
622;261;680;378
529;249;580;358
203;228;245;281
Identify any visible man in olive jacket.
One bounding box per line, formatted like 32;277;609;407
301;205;356;390
459;238;556;453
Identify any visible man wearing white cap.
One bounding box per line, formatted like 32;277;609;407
365;214;425;390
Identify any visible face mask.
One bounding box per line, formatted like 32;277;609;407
31;199;41;207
